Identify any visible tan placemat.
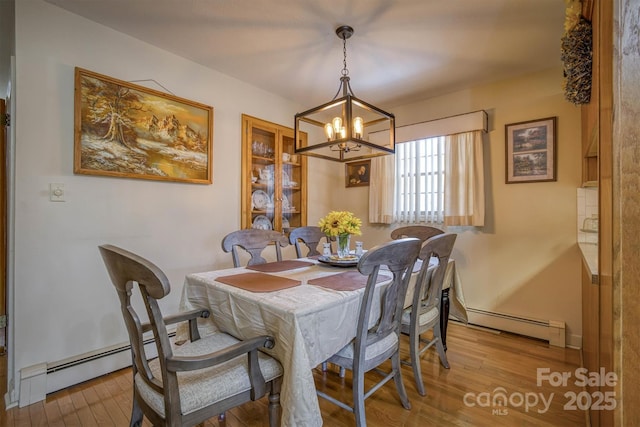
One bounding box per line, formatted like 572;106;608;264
246;260;314;272
216;272;301;292
308;271;391;291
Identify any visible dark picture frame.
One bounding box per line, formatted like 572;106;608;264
345;160;371;187
505;117;557;184
74;67;214;184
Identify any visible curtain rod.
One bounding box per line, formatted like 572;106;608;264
395;110;488;131
369;110;488;136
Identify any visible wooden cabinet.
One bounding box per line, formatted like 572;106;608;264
580;1;613;426
581;255;599;421
241;114;307;232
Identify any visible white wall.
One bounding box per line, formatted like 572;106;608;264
11;0;318;396
328;68;584;346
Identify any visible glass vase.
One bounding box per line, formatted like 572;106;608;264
337;234;351;259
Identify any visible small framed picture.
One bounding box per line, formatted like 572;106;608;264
505;117;557;184
345;160;371;187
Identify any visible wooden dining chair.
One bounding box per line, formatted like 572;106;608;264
288;226;331;258
99;244;283;427
391;224;456;350
316;237;422;427
390;225;444;243
400;233;457;396
221;229;289;267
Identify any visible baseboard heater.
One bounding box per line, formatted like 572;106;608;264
465;307;566;348
18;332;174;408
47;332;173;374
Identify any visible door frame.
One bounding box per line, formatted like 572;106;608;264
0;98;6;355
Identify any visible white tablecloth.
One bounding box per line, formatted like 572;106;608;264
178;258;468;426
443;259;468;323
178;260;387;427
404;258;468;322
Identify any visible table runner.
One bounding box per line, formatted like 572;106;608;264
246;259;314;272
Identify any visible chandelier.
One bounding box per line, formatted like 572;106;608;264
294;25;396;162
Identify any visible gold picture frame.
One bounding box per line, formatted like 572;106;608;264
345;160;371;187
505;117;557;184
74;67;213;184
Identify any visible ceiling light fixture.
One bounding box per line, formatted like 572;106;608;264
294;25;395;162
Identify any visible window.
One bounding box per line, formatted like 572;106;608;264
394;136;445;224
369;112;486;226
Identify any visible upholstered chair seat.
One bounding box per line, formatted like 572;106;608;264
401;305;439;327
137;332;283;417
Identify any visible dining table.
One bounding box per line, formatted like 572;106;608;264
177;256;467;427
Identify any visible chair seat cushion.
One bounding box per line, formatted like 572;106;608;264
135;332;283;417
333;331;399;362
402;305;439;327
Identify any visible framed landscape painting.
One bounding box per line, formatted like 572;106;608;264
74;67;213;184
505;117;556;184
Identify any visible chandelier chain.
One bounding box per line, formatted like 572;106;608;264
342;34;349;77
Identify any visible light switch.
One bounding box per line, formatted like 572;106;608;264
49;183;65;202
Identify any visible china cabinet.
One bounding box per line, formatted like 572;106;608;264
241;114;307;233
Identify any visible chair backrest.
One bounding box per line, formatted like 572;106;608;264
221;229;289;267
412;233;457;311
390;225;444;243
288;226;330;258
98;244;176;400
355;238;422;363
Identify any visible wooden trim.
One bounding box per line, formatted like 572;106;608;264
596;0;614;425
581;0;594;21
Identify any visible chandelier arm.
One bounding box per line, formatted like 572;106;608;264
331;82;344;101
346;79;356;97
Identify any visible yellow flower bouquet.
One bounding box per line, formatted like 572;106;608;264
318;211;362;237
318;211;362;258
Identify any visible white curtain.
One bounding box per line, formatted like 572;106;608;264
444;130;485;226
368;154;395;224
368;111;487;226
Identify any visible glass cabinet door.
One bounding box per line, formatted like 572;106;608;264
242;114;307;233
246;122;277;231
281;130;303;232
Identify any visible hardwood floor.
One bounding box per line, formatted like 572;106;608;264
1;322;587;426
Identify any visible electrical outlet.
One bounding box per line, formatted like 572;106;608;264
49;183;65;202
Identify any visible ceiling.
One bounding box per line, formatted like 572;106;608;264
45;0;566;109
